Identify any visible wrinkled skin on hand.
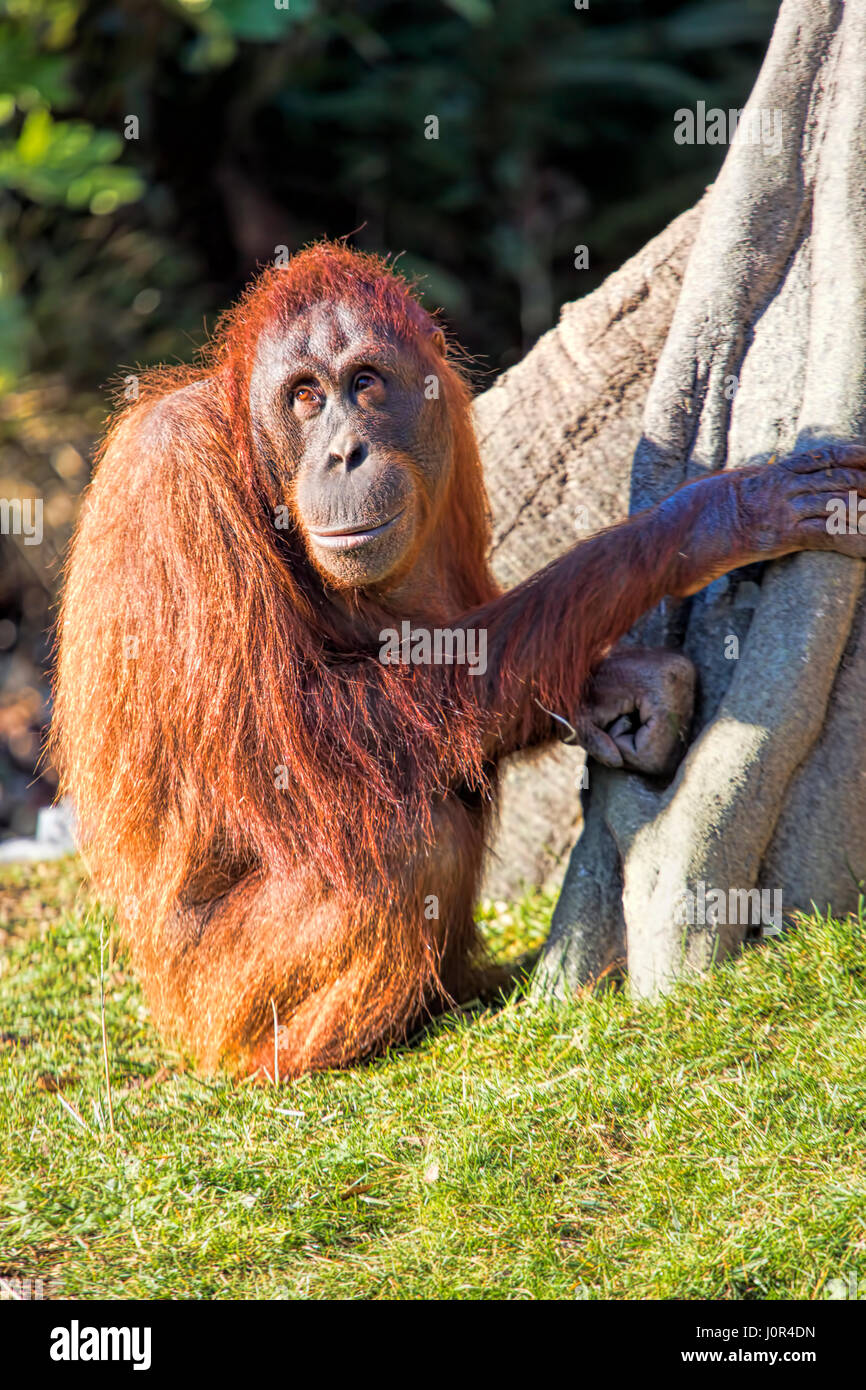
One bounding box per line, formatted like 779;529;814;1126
577;648;696;776
749;442;866;561
667;442;866;598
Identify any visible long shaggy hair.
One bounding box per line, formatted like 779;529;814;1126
52;244;505;1071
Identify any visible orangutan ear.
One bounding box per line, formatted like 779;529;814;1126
430;328;447;357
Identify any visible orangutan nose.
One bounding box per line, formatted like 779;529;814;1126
328;432;368;469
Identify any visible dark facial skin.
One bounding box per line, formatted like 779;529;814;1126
249;301;450;591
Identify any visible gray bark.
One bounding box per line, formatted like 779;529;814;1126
529;0;866;997
476;205;700;899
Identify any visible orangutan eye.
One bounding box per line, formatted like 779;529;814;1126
354;371;379;394
291;381;322;409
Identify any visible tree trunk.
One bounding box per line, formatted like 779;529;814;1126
480;0;866;997
476;204;700;899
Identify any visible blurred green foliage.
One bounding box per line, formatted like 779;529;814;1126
0;0;777;391
0;107;143;210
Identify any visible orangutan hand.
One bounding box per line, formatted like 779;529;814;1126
576;647;696;776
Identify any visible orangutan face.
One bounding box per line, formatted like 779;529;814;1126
250;301;450;589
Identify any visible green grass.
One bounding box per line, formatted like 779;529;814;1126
1;858;865;1300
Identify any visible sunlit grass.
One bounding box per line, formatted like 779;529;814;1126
1;858;864;1300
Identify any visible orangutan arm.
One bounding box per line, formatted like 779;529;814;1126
461;443;866;760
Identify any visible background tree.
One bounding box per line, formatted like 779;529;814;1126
478;0;866;994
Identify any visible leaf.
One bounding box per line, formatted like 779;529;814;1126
339;1180;374;1200
442;0;493;24
664;2;774;50
0;109;143;208
209;0;314;41
0;28;74;109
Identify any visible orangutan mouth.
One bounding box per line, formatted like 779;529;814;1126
309;510;405;549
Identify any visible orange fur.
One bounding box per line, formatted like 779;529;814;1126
53;243;725;1078
52;246;502;1076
